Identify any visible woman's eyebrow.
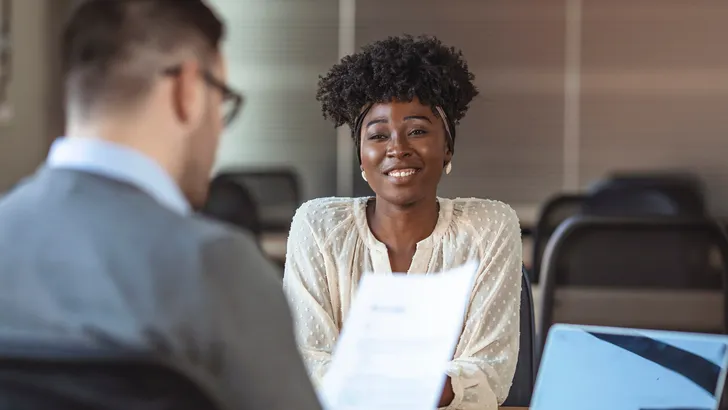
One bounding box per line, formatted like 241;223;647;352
403;115;432;123
366;118;388;128
366;115;432;128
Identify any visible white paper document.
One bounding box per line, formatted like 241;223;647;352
320;261;478;410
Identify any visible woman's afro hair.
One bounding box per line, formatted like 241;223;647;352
316;34;479;132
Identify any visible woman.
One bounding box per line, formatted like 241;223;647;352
283;35;522;410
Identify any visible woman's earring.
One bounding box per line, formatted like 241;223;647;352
361;171;368;182
445;162;452;175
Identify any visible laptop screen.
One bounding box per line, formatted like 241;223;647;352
532;325;728;410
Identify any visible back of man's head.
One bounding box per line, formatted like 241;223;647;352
63;0;224;118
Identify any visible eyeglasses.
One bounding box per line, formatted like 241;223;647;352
162;66;244;127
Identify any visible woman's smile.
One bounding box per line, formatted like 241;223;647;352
385;167;422;184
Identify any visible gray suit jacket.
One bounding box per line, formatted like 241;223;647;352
0;167;322;410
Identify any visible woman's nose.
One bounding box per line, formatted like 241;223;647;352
386;133;413;158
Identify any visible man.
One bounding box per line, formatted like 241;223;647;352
0;1;321;409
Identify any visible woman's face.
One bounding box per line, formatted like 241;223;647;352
360;98;452;207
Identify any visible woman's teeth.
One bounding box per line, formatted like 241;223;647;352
388;169;418;177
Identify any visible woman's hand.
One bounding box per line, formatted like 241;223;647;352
438;376;455;408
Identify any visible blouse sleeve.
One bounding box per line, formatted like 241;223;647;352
282;203;339;388
442;204;522;410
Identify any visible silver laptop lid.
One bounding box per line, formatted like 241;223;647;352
532;324;728;410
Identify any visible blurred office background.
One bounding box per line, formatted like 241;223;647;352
3;0;728;344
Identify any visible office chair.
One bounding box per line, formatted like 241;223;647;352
583;188;684;217
501;266;536;407
537;216;728;352
203;175;262;238
585;172;706;217
531;194;586;283
0;338;222;410
217;169;301;233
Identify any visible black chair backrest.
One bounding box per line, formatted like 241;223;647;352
0;340;221;410
203;175;262;238
531;194;586;283
596;171;705;198
583;188;683;216
537;216;728;350
532;174;706;283
502;266;536;407
218;169;301;233
585;172;706;217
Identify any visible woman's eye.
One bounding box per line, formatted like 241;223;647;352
369;134;387;140
409;129;427;136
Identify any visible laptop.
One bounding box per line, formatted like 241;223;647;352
531;324;728;410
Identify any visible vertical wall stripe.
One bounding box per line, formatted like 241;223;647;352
336;0;356;197
563;0;582;191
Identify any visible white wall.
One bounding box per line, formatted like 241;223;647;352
210;0;340;200
0;0;55;191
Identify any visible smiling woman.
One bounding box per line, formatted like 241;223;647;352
282;35;523;410
360;98;449;210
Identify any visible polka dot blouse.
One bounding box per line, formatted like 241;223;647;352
283;196;522;409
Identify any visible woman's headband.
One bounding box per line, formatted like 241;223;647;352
434;106;454;146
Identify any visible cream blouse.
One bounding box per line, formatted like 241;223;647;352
282;196;522;410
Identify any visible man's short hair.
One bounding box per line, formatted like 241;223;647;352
63;0;225;115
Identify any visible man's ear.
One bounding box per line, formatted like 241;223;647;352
172;60;204;127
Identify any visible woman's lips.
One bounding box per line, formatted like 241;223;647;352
384;168;422;184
